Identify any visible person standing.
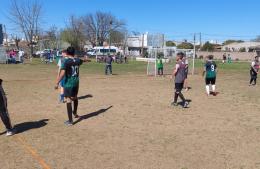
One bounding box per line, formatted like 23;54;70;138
105;54;113;75
157;56;164;76
171;52;189;108
57;50;67;103
0;79;15;136
203;55;217;96
55;47;90;126
249;56;259;86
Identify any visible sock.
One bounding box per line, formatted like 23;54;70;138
178;92;186;102
73;99;78;115
174;92;179;103
66;103;73;122
206;85;210;95
212;85;216;92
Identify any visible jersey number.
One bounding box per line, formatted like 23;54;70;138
211;65;215;71
71;66;79;77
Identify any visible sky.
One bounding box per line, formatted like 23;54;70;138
1;0;260;42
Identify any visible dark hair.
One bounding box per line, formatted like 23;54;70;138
208;55;214;60
0;79;2;85
66;46;75;56
177;52;185;59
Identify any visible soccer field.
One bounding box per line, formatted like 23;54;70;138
0;60;260;169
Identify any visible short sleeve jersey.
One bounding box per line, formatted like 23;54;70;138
156;59;163;68
61;57;83;88
205;60;217;78
175;60;186;83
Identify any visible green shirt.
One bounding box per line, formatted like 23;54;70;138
205;60;217;78
156;59;163;69
61;57;83;88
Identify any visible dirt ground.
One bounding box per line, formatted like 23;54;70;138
0;64;260;169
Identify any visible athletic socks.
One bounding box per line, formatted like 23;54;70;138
174;92;179;103
59;94;64;102
73;99;78;116
66;103;73;123
206;85;210;95
178;92;186;102
212;85;216;92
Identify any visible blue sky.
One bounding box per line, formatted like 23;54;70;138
1;0;260;42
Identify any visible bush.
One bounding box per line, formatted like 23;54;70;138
239;47;246;52
199;55;204;59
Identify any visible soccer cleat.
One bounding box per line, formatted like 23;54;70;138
183;101;189;108
64;121;73;126
171;102;178;107
6;130;15;136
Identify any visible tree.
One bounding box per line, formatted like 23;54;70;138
81;11;126;46
166;41;176;47
61;15;85;50
177;42;193;49
110;30;127;47
223;39;244;45
42;26;58;49
9;0;43;57
201;41;214;51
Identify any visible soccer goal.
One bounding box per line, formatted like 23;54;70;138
146;47;176;76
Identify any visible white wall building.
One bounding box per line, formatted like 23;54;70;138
222;42;260;52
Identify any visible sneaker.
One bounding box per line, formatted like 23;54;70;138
64;121;73;126
183;101;189;108
6;129;15;136
171;102;178;107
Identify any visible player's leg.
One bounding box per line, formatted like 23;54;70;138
177;83;189;108
172;83;180;106
205;78;210;96
109;65;112;75
105;65;108;75
64;88;73;126
211;78;216;96
0;87;14;136
249;70;254;85
72;86;80;118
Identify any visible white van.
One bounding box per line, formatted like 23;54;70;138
87;46;118;57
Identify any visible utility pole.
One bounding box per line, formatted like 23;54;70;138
141;33;144;57
192;33;196;75
199;32;202;47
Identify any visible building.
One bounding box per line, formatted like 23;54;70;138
221;42;260;52
126;33;165;56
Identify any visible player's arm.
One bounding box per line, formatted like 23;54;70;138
55;70;65;89
172;64;179;78
202;66;206;77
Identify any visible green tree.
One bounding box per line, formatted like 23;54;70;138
177;42;193;49
239;47;246;52
166;41;176;47
223;39;244;45
201;41;214;51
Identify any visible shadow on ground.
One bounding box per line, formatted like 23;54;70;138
13;119;49;134
78;94;93;100
74;106;113;125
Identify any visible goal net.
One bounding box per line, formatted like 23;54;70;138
146;48;194;76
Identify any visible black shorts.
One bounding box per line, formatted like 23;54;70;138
175;83;184;92
205;78;216;85
64;86;79;98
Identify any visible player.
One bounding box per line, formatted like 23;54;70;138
105;54;113;75
203;55;217;96
57;50;67;103
157;56;164;76
249;56;259;86
0;79;15;136
55;47;90;126
171;52;189;108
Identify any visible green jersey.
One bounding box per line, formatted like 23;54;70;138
156;59;163;68
61;57;83;88
205;60;217;78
